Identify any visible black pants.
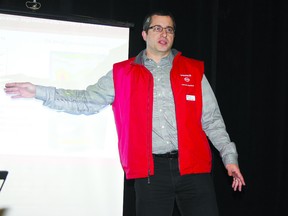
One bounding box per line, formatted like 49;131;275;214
134;156;219;216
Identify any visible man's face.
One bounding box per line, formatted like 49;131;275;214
142;15;175;59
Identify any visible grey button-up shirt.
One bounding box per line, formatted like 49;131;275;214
36;49;238;166
143;52;178;154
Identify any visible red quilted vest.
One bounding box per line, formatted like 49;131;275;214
112;52;212;179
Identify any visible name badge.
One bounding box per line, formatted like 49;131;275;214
186;95;196;101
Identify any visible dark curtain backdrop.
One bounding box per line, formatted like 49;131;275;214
0;0;287;215
214;1;288;215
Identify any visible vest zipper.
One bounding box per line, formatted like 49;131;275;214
147;169;151;184
146;68;153;185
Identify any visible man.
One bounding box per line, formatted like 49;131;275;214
4;11;245;216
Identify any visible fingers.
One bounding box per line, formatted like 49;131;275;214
4;86;19;95
5;82;16;87
232;177;243;191
4;86;18;92
232;171;246;185
226;164;246;192
4;86;23;96
5;82;21;88
5;82;29;88
5;83;20;93
231;171;246;192
4;82;35;98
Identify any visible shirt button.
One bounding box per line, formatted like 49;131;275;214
161;125;165;129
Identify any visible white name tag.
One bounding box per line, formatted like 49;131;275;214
186;95;196;101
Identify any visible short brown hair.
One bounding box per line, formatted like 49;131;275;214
142;11;176;33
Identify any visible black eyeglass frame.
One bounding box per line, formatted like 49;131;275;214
147;25;175;34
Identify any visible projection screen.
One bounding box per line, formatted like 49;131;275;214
0;10;130;216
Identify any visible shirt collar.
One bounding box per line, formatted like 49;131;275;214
142;50;175;65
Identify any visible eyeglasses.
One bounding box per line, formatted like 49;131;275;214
147;25;175;34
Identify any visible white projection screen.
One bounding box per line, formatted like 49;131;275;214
0;10;130;216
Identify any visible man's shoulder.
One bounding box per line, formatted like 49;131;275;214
114;57;136;67
176;54;204;69
178;54;203;64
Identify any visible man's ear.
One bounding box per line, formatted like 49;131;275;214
142;31;147;41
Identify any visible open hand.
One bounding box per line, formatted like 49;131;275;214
4;82;36;98
226;164;246;192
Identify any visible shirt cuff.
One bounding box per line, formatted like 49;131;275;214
35;85;55;101
222;153;238;166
